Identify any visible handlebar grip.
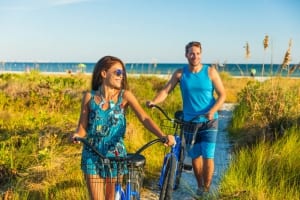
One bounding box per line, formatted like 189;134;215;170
148;104;155;108
161;136;168;144
149;104;157;108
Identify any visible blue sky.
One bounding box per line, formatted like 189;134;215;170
1;0;299;64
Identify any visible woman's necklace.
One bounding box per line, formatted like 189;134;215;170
99;88;118;109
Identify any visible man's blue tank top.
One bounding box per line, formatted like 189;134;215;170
180;65;218;122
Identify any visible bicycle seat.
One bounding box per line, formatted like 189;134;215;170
174;110;183;120
127;153;146;167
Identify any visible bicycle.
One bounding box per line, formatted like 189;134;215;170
150;105;210;200
75;136;167;200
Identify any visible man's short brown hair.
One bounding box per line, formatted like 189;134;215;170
185;41;202;54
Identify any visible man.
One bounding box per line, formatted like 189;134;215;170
146;41;226;195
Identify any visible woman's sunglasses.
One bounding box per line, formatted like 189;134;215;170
114;69;125;77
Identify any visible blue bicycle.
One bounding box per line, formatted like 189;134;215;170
75;136;166;200
151;105;209;200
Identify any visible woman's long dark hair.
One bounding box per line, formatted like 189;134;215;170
91;56;128;91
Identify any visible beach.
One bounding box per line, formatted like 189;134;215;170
1;62;300;78
2;70;299;83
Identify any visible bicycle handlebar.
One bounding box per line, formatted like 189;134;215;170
74;137;166;163
149;104;208;123
149;104;174;121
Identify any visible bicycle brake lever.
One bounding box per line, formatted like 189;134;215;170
173;140;177;148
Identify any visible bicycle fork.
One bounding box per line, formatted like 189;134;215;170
115;184;124;200
125;180;140;200
115;174;140;200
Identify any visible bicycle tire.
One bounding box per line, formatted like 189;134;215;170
159;154;177;200
174;145;185;190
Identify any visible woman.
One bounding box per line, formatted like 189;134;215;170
71;55;175;200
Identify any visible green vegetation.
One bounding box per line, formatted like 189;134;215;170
219;78;300;200
0;72;299;199
228;78;300;147
0;73;89;199
219;128;300;200
0;72;183;199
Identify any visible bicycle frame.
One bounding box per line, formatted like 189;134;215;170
75;137;165;200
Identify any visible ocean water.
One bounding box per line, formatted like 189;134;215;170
1;62;300;77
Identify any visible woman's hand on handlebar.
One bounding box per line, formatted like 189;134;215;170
70;133;81;144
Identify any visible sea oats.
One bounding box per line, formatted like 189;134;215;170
262;34;269;76
263;35;269;50
288;64;298;75
244;42;250;59
281;39;292;69
282;50;291;69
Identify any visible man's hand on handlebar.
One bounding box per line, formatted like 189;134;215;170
163;135;176;147
146;101;155;108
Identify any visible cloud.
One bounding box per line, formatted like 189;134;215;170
51;0;93;6
0;0;93;11
0;5;30;11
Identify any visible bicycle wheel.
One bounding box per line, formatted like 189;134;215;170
174;145;185;190
159;154;177;200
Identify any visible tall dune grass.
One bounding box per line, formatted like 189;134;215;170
221;76;300;199
0;73;184;199
219;128;300;200
228;77;300;146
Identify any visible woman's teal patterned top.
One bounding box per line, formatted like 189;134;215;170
81;90;127;178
